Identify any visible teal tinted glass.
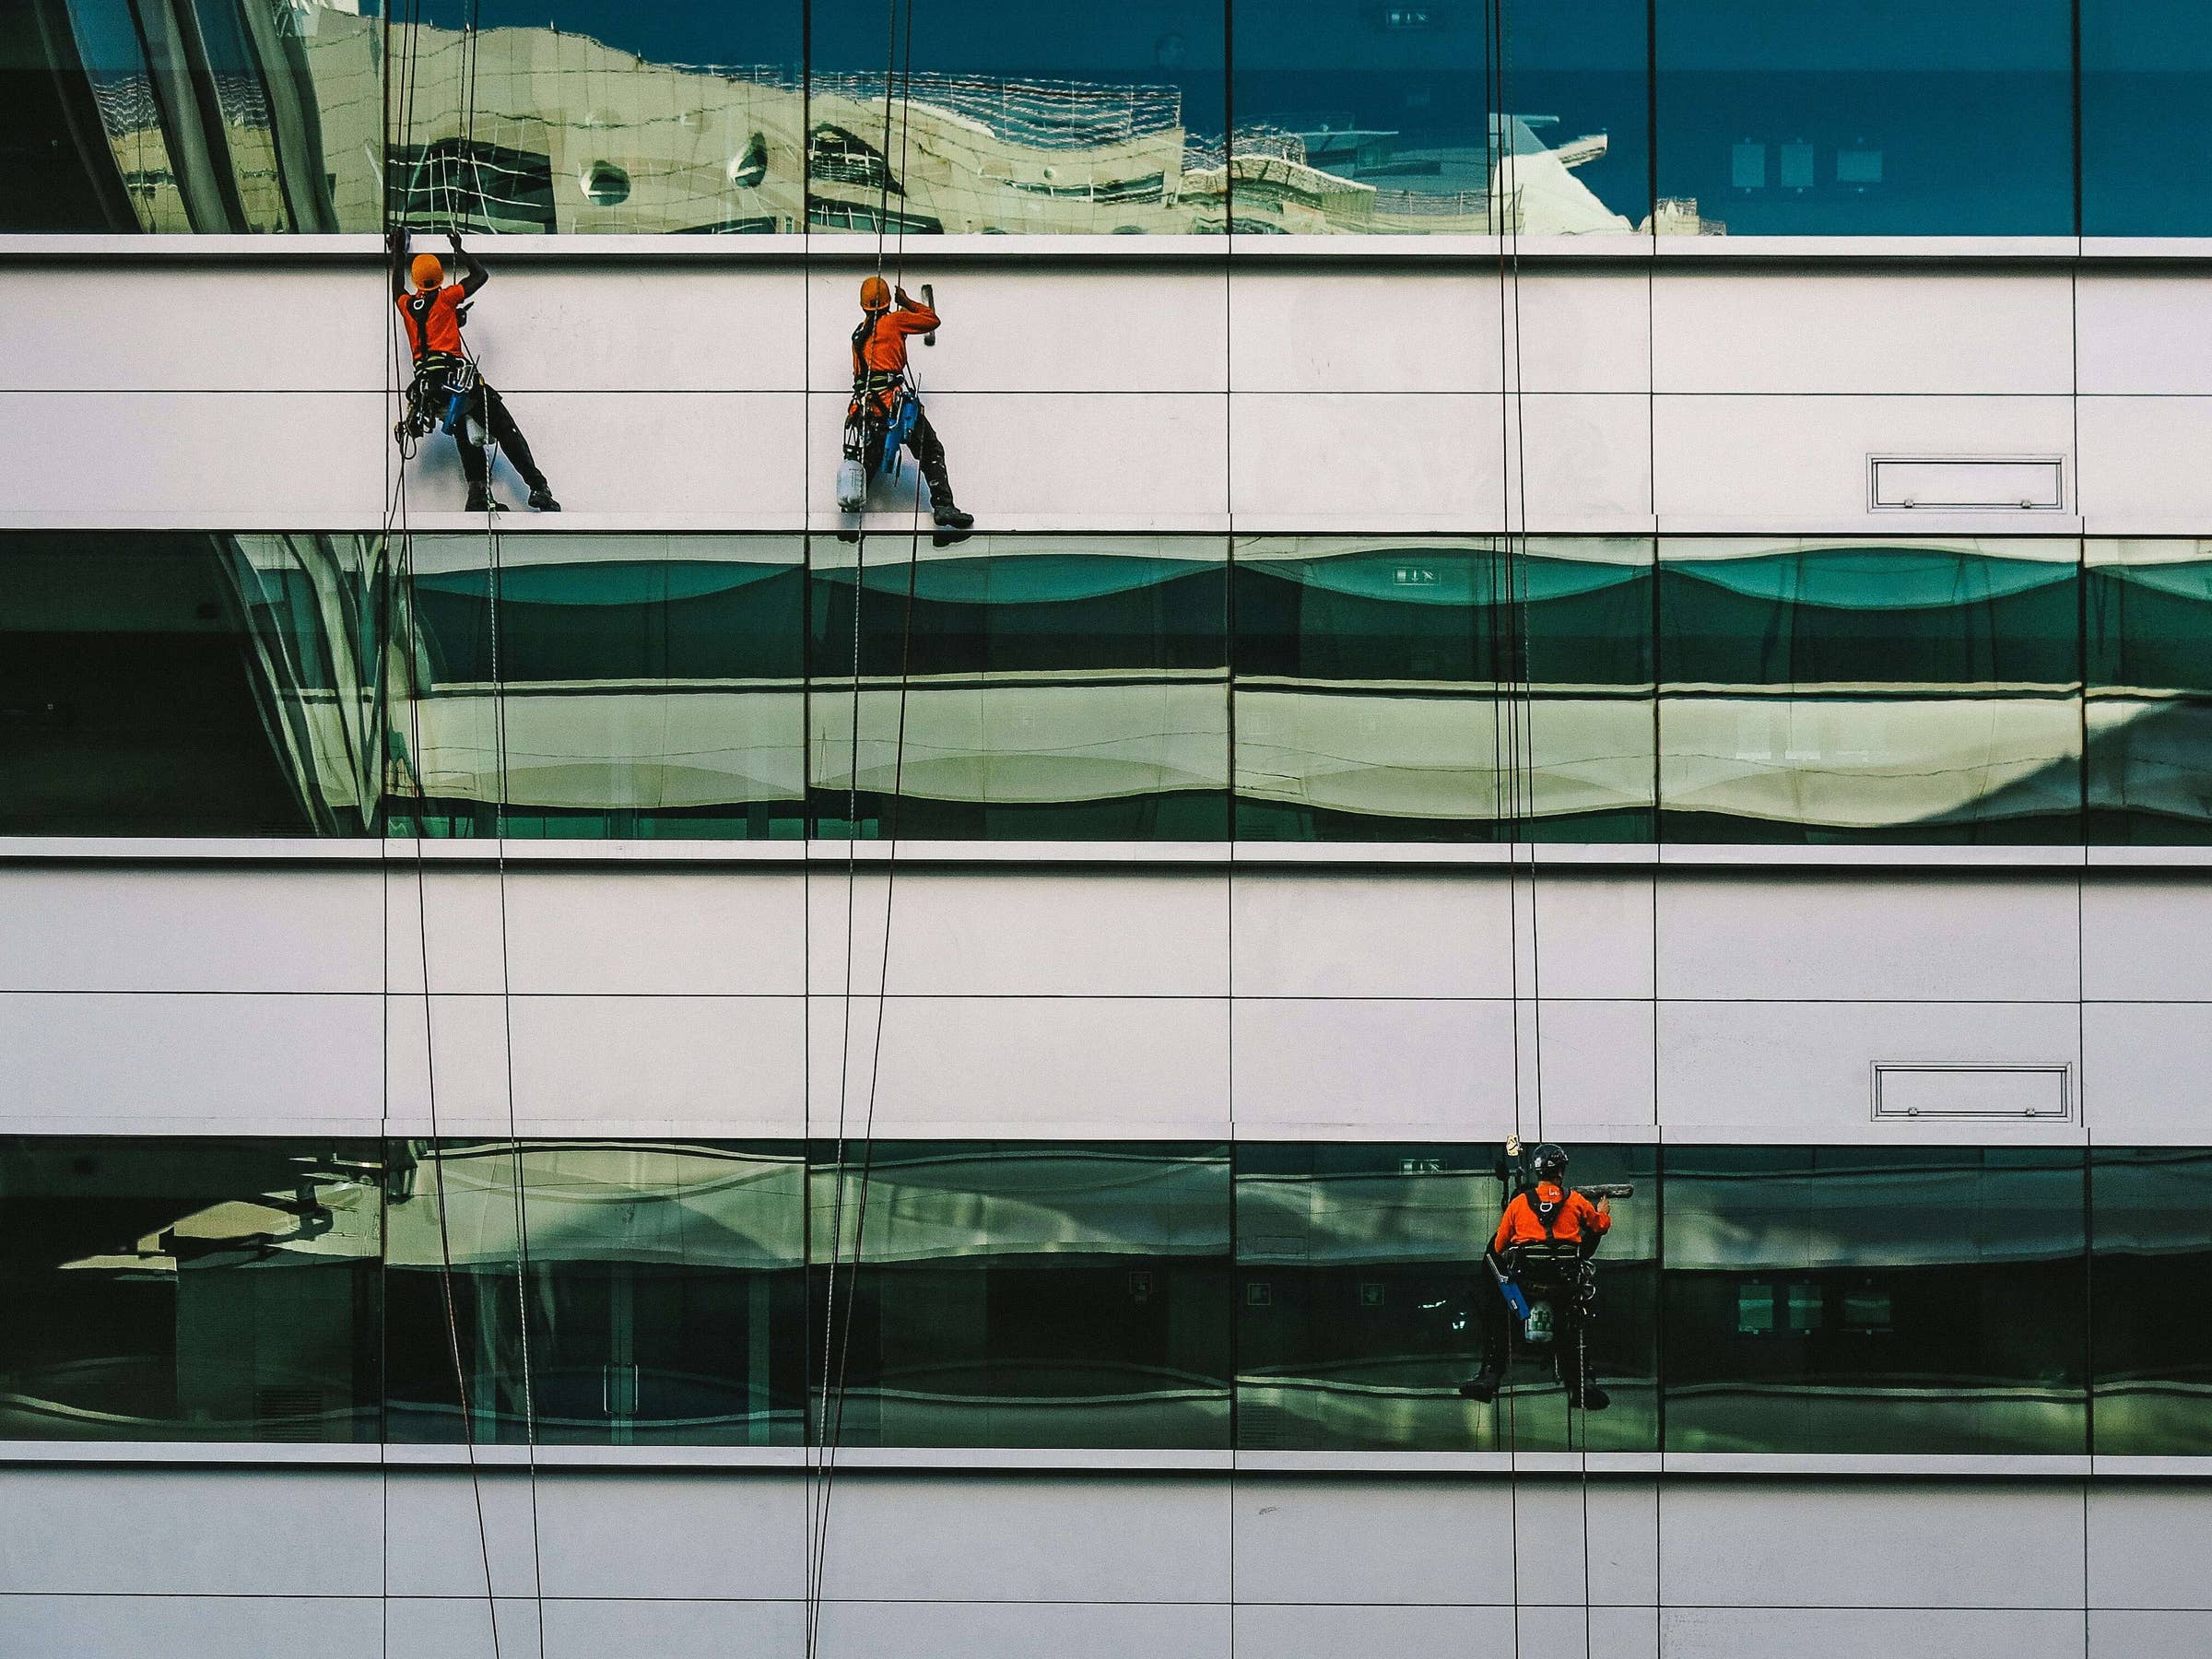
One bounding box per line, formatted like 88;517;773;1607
1662;1146;2088;1455
1658;539;2083;842
1229;0;1652;236
393;535;806;839
2087;541;2212;843
0;1136;382;1441
1234;537;1656;841
1234;1142;1656;1452
809;535;1230;838
809;1141;1232;1448
2082;1;2212;237
1654;0;2075;236
382;1141;806;1446
2092;1148;2212;1455
807;0;1226;233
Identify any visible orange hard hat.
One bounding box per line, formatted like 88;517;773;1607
410;253;445;290
859;276;891;311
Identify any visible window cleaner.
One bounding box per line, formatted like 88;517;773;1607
839;276;973;546
391;229;560;514
1458;1140;1629;1411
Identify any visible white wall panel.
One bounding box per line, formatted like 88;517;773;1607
544;1600;800;1659
0;866;380;993
503;869;804;995
1235;1605;1517;1659
2088;1614;2212;1658
812;266;1230;394
527;1471;806;1600
818;1601;1232;1659
6;1596;382;1659
808;994;1229;1137
1657;877;2080;1003
1232;997;1520;1137
2078;275;2212;395
0;391;382;522
1533;998;1659;1137
2083;1004;2212;1142
1230;1476;1515;1603
2087;1483;2212;1609
1657;1001;2083;1141
2077;397;2212;529
1653;394;2074;524
2082;879;2212;1002
1653;273;2073;395
1230;872;1516;999
1230;269;1650;394
1658;1481;2086;1610
1661;1607;2085;1659
0;266;380;392
0;992;382;1128
807;389;1228;532
459;268;806;392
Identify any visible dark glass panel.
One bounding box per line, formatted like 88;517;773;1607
1662;1145;2088;1454
809;1141;1232;1448
808;535;1230;839
2086;541;2212;843
1233;536;1655;841
808;0;1225;233
1234;1141;1656;1452
0;1136;382;1441
393;535;806;839
2082;0;2212;237
1657;539;2083;842
0;533;346;835
1654;0;2074;236
1231;0;1653;235
382;1141;806;1446
2092;1148;2212;1455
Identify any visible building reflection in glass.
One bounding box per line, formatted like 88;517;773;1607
2092;1147;2212;1455
2088;539;2212;843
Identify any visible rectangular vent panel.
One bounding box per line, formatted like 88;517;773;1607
1872;1063;2072;1122
1869;456;2065;511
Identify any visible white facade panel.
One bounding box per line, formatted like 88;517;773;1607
461;267;806;393
2077;275;2212;396
502;868;805;996
1233;1604;1518;1658
1230;1476;1516;1604
2082;878;2212;1001
2077;396;2212;529
2088;1482;2212;1609
1660;1607;2087;1659
2086;1004;2212;1141
1230;872;1518;999
2088;1614;2212;1658
5;1596;382;1659
818;1600;1232;1659
1231;996;1520;1138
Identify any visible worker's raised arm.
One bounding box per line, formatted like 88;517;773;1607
387;227;411;297
893;284;939;333
450;231;489;297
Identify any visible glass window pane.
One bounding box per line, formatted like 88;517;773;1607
1662;1146;2088;1454
2087;539;2212;843
382;1140;806;1445
2082;1;2212;237
1235;536;1655;841
1234;1142;1656;1452
810;534;1229;839
810;1141;1231;1448
0;1136;382;1441
1230;0;1652;236
0;532;376;836
2093;1148;2212;1455
1655;0;2074;236
1658;537;2083;842
394;535;806;839
807;0;1225;233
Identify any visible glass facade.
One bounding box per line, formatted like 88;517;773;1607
11;0;2206;236
9;1135;2201;1456
2087;539;2212;842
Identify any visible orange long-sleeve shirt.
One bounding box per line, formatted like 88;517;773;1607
1492;1183;1611;1253
853;294;938;379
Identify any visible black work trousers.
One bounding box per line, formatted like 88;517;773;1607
861;401;956;508
454;382;549;495
1477;1266;1595;1394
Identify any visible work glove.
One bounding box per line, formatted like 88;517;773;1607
384;226;408;263
446;229;466;253
894;286;912;307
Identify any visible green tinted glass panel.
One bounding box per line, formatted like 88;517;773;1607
2087;542;2212;843
2092;1148;2212;1455
1662;1145;2088;1455
0;1136;382;1441
2082;1;2212;236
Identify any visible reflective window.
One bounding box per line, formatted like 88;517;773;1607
810;535;1230;838
0;1136;382;1441
1234;536;1655;841
1654;0;2075;236
1235;1142;1656;1452
383;1141;806;1445
1663;1146;2088;1455
394;535;806;839
1230;0;1653;236
1658;538;2082;842
808;0;1226;233
2082;1;2212;237
810;1141;1232;1448
2088;540;2212;843
2093;1148;2212;1455
0;532;367;836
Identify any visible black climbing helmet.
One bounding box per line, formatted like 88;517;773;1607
1531;1143;1569;1181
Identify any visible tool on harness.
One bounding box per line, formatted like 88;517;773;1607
440;359;481;438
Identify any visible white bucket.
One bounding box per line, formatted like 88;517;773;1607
834;458;867;512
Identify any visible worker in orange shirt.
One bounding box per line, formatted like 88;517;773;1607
1458;1142;1612;1409
841;276;971;539
389;228;559;514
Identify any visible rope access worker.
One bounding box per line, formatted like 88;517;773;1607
844;276;972;539
1458;1142;1613;1410
390;228;560;514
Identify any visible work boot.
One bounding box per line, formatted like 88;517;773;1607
527;487;561;512
464;486;500;513
1456;1371;1501;1403
1571;1382;1611;1411
932;499;973;531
